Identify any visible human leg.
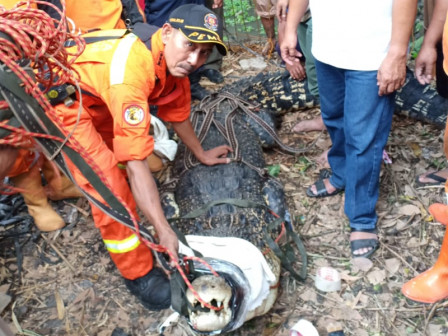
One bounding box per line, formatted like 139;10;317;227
413;41;448;188
343;69;395;256
306;61;345;197
313;60;346;192
297;17;319;98
10;153;65;232
343;70;394;230
202;0;224;83
254;0;276;56
260;16;276;56
292;19;325;134
41;157;83;201
53;102;170;310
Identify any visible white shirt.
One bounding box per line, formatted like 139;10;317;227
310;0;393;70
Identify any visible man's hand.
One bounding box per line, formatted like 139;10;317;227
280;33;302;65
276;0;289;22
198;144;232;166
377;51;407;96
172;119;233;166
157;224;179;267
286;60;306;81
414;45;437;85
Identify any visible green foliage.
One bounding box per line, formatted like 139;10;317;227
267;164;280;177
429;158;447;170
223;0;257;27
405;326;416;334
409;18;425;59
372;283;383;294
410;36;424;59
294;156;312;173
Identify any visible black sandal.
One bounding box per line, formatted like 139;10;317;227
306;178;343;198
350;228;379;259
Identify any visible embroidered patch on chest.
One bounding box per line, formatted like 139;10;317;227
123;105;145;126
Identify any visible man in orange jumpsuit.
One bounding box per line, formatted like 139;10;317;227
0;0;143;232
50;4;229;310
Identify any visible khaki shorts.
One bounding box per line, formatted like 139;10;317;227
254;0;277;18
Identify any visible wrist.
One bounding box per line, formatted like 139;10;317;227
194;149;206;163
387;45;408;59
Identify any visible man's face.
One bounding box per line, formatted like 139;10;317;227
162;24;214;77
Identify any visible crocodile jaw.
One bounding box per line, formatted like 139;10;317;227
186;275;233;331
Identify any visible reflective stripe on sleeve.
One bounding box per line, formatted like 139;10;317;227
110;34;138;86
104;234;141;253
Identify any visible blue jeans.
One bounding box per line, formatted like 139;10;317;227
314;59;395;231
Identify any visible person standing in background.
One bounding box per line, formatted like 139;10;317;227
413;0;448;187
276;0;324;134
281;0;417;259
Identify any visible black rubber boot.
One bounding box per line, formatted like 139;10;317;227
189;70;209;101
124;267;171;311
190;82;209;101
202;69;224;84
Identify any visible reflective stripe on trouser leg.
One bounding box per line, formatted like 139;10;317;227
52;102;153;280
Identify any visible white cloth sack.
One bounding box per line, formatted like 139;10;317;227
150;115;178;161
182;235;277;312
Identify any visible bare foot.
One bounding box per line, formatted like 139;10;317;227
316;149;330;168
416;169;448;185
350;231;378;256
261;38;276;56
292;116;326;133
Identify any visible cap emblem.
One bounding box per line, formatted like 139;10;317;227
204;13;218;32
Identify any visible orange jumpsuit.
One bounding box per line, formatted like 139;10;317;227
52;28;190;280
0;0;36;9
66;0;126;32
0;0;142;31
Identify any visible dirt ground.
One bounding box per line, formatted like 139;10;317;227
1;46;448;336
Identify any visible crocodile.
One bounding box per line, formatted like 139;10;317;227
224;68;448;128
161;93;305;334
161;68;447;334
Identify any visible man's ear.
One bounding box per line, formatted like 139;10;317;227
161;23;174;44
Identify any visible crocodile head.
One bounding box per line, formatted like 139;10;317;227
186;275;233;332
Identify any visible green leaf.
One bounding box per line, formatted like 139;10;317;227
267;164;281;177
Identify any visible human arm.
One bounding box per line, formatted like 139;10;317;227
279;0;309;65
276;0;289;22
171;118;232;166
377;0;418;96
415;0;448;84
277;9;306;80
126;159;179;263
